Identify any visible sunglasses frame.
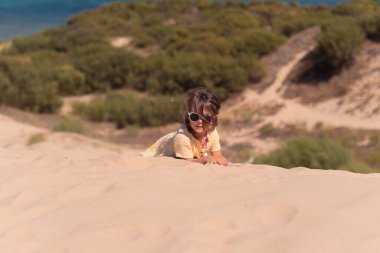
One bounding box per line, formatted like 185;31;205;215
188;112;214;123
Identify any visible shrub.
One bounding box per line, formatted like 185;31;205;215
332;0;378;17
144;53;248;96
0;58;62;112
86;3;133;21
313;21;365;72
82;98;108;122
343;159;376;173
0;71;12;104
73;46;143;91
53;116;85;133
74;92;183;128
361;146;380;169
49;23;107;52
273;13;334;37
233;30;286;57
139;94;183;126
106;92;183;128
54;65;86;95
106;92;138;128
256;136;351;169
273;15;313;37
361;14;380;42
72;101;87;115
10;33;52;53
28;50;63;65
236;55;265;83
133;33;156;48
211;8;261;35
27;133;46;146
166;32;233;56
224;142;254;163
259;123;275;137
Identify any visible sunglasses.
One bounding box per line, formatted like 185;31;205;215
188;112;214;123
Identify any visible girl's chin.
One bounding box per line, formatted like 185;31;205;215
193;127;206;133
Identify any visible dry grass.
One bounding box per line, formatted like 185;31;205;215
27;133;46;146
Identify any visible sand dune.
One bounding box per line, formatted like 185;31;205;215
1;113;380;252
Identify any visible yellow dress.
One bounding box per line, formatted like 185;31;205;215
140;125;221;159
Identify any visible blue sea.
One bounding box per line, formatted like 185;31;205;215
0;0;345;40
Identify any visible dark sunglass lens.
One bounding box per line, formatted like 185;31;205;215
189;113;200;121
204;115;213;122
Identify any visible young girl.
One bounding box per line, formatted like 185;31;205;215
140;88;229;166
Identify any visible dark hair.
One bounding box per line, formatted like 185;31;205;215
183;88;221;134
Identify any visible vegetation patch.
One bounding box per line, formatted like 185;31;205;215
27;133;46;146
255;136;351;170
53;116;85;133
73;91;184;128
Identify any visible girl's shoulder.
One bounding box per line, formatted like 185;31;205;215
208;127;219;138
173;126;192;142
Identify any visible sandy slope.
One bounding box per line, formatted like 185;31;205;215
2;113;380;253
221;35;380;152
226;47;380;130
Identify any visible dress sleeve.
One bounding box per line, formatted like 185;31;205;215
209;128;221;153
173;134;194;159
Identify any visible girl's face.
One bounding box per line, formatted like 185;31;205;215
189;108;213;136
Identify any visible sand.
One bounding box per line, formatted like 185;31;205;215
1;113;380;253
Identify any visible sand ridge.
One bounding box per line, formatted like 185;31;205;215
2;113;380;252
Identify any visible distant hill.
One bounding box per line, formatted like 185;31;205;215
0;0;379;126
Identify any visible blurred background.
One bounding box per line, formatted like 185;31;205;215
1;0;380;173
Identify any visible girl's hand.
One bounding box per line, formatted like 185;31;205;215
204;156;219;165
209;150;229;166
203;156;229;166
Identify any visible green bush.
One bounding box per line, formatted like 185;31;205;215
72;101;87;115
0;58;62;112
81;98;108;122
236;55;265;83
361;146;380;169
313;21;365;72
259;123;275;137
106;92;139;128
53;116;85;133
27;133;46;146
0;71;12;104
161;27;190;49
273;15;313;37
53;65;86;95
166;32;233;56
233;30;285;57
73;46;143;91
343;159;376;173
10;33;52;53
332;0;378;17
133;31;156;48
211;8;261;35
250;3;287;26
28;50;63;65
49;23;107;52
139;95;182;126
273;13;336;37
256;136;351;170
74;92;183;128
361;14;380;41
143;53;248;96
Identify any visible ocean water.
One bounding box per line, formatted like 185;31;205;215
0;0;345;40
